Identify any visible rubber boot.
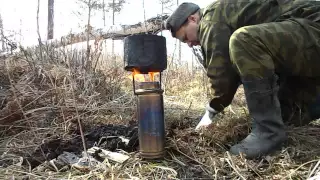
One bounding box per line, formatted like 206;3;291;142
230;74;287;159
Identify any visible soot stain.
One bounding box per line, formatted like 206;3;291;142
24;123;139;169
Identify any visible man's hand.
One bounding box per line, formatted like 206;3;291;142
195;104;218;130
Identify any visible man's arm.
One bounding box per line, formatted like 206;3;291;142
199;20;240;112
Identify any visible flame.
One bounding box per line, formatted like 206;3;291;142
148;72;156;81
133;69;146;81
128;69;160;82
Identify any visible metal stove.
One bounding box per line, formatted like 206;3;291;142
123;34;167;159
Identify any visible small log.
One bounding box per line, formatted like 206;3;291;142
46;14;169;48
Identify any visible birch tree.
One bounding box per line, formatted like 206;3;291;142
37;0;43;60
106;0;126;55
47;0;54;40
77;0;126;67
0;14;5;52
78;0;105;69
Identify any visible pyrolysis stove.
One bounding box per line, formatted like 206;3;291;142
124;34;167;159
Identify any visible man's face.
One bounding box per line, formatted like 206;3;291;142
175;15;200;47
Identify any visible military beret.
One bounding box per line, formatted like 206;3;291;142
164;2;200;37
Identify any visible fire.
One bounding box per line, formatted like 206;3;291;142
128;69;159;82
132;69;145;82
148;72;156;81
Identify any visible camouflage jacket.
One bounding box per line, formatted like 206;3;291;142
198;0;320;112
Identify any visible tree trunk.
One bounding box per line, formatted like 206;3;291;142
112;0;115;57
143;0;146;30
47;0;54;40
102;0;106;26
112;0;115;25
86;0;92;69
19;19;22;43
37;0;43;61
41;14;168;49
0;14;4;52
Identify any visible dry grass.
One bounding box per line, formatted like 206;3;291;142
0;41;319;180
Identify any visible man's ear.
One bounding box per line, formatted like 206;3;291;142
187;14;197;23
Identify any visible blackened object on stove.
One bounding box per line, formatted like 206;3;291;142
124;34;167;73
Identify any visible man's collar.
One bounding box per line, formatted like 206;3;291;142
199;8;204;20
196;8;205;41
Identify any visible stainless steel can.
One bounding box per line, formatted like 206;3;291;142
135;81;165;159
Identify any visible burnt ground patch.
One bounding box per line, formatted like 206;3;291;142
18;123;139;169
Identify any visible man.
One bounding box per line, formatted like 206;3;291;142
164;0;320;159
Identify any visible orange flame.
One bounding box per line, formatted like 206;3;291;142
133;69;146;81
128;69;159;82
148;72;156;81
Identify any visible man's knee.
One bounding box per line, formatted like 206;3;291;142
229;25;261;59
229;25;275;80
230;26;257;44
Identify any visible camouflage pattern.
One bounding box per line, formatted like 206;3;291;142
198;0;320;123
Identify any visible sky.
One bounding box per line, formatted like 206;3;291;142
0;0;211;63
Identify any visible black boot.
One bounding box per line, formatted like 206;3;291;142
230;74;287;159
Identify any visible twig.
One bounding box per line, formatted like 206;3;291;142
308;159;320;179
287;159;319;178
225;152;246;180
170;139;211;170
167;151;186;166
6;170;43;178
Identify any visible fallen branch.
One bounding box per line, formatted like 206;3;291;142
46;14;169;48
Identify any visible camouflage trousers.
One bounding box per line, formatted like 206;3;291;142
229;18;320;126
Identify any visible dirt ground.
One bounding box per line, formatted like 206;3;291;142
0;53;319;180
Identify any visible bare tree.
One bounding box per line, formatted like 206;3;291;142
78;0;105;69
158;0;176;65
106;0;126;17
19;19;22;43
0;14;5;52
47;0;54;40
85;0;93;68
158;0;175;12
37;0;43;60
102;0;106;26
106;0;126;55
142;0;147;31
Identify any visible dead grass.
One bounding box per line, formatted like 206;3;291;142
0;42;319;180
